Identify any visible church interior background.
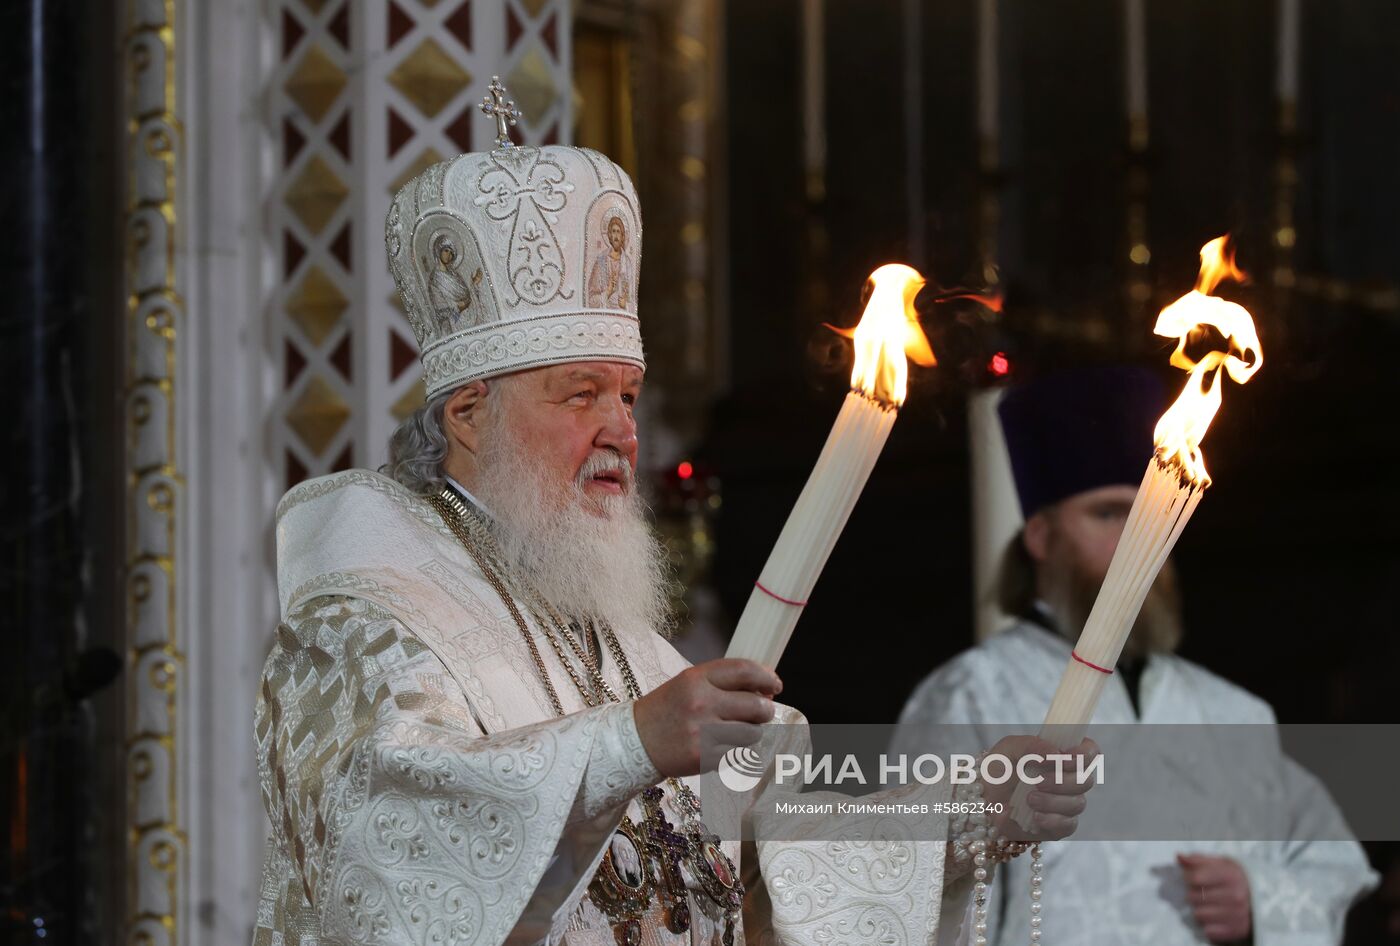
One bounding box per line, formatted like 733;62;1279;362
3;0;1398;941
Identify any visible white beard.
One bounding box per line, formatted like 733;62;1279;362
471;417;676;639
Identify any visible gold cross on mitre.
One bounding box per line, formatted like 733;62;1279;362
480;76;522;148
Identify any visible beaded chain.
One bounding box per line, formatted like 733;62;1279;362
950;752;1045;945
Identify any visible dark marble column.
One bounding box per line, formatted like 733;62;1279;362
0;0;124;942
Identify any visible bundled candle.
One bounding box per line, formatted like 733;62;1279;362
1012;236;1263;823
726;264;934;670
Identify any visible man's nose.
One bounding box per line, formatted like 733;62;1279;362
595;398;638;456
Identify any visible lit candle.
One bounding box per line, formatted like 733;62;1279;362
726;265;934;670
1012;237;1263;824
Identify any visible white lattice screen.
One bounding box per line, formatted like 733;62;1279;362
268;0;574;491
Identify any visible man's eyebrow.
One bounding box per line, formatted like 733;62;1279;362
549;368;644;390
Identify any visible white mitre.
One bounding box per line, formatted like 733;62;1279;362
384;89;644;399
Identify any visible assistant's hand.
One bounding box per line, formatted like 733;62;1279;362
980;735;1101;842
1179;852;1252;943
633;659;782;778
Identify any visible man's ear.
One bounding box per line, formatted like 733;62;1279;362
441;381;490;456
1023;510;1052;563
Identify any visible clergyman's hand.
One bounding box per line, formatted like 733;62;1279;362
981;735;1101;842
633;659;781;778
1179;852;1252;943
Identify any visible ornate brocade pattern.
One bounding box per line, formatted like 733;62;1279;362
419;313;644;389
757;808;959;946
253;595;660;946
473;148;573;305
256;597;438;913
573;698;657;824
286;572;432;628
276;468;455;531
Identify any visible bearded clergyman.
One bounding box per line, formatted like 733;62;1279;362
897;366;1378;946
253;100;1096;946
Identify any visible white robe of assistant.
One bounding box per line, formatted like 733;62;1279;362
896;621;1378;946
254;470;970;945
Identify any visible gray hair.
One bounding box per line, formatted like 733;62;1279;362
384;389;453;494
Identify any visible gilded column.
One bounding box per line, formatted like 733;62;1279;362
125;0;187;943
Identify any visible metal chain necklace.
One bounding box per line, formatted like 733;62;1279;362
427;488;741;946
555;615;599;670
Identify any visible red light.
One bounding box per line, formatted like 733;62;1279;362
677;461;694;480
989;352;1010;377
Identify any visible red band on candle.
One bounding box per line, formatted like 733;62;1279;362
755;581;807;608
1071;650;1114;675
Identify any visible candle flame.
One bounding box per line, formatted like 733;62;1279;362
1152;236;1263;485
832;264;934;406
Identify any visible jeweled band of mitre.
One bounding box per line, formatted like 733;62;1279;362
385;145;645;399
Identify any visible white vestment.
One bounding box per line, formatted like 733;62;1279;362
896;621;1378;946
254;470;971;945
